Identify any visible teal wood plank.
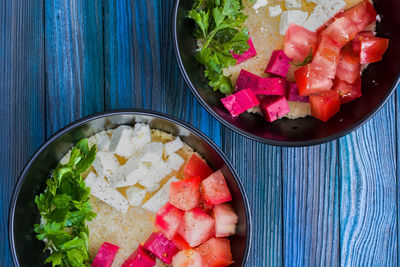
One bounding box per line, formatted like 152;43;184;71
222;131;283;266
0;0;45;265
282;144;339;267
339;96;397;266
45;0;104;136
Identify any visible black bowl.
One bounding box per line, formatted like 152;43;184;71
173;0;400;146
9;110;251;267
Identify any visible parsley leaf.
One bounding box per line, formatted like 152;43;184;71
291;48;313;67
34;139;97;267
189;0;249;94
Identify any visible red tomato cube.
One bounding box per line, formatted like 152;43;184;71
122;245;156;267
184;154;213;180
284;24;318;62
311;37;341;79
352;31;375;53
213;204;238;237
332;78;362;104
155;203;184;239
309;90;341;122
177;208;215;247
196;238;233;267
92;242;119;267
143;233;178;264
322;17;359;46
357;36;389;64
201;170;232;205
340;0;377;31
169;177;201;211
172;249;203;267
336;46;361;84
171;234;192;251
294;64;333;96
231;37;257;65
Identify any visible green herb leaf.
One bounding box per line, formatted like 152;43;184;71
291;48;313;67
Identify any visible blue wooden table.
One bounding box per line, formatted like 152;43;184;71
1;1;398;266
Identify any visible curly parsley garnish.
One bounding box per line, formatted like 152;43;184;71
189;0;250;94
291;48;313;67
34;139;97;267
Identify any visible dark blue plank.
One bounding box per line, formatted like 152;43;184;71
45;0;104;136
339;96;397;266
0;0;45;265
282;144;339;266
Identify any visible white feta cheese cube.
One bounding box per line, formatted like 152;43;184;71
322;0;346;18
126;185;147;206
140;142;163;163
285;0;301;9
139;160;172;190
279;10;309;35
109;126;135;158
95;131;111;151
164;137;184;156
131;123;151;153
306;0;320;4
113;160;151;188
302;4;328;31
141;176;179;213
269;5;283;17
60;150;71;165
92;151;121;180
166;153;185;172
253;0;268;10
84;172;129;213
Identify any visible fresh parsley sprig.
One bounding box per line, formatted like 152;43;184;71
34;139;97;267
188;0;250;94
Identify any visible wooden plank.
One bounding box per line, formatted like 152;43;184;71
45;0;104;136
339;97;397;266
282;144;339;266
0;0;45;265
222;131;283;266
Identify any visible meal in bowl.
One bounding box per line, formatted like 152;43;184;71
189;0;389;122
33;123;238;267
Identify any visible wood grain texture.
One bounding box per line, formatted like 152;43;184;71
45;0;104;136
222;131;283;266
339;96;397;266
0;0;45;265
282;144;339;267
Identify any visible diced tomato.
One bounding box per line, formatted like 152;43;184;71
177;208;215;247
184;154;213;180
336;46;360;84
143;233;178;264
201;170;232;205
322;17;359;46
332;78;362;104
213;204;238;237
294;64;333;96
155;203;184;240
339;0;377;31
122;245;156;267
309;90;341;122
92;242;119;267
311;37;342;79
196;238;233;267
172;234;192;251
172;249;203;267
200;199;214;213
170;177;201;211
352;31;375;53
284;24;318;62
356;36;389;64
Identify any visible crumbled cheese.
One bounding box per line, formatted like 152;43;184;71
139;160;172;190
321;0;346;19
59;150;71;165
302;4;328;31
88;131;111;152
126;185;147;206
109;126;135;158
285;0;301;9
140;142;163;163
131;123;152;154
253;0;268;10
141;176;179;213
164;137;184;156
279;10;309;35
113;160;151;188
166;152;185;172
269;5;282;17
92;151;121;183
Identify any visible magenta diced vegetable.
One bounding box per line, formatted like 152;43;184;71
91;242;119;267
264;50;293;78
235;69;261;91
221;88;260;117
122;246;155;267
231;37;257;65
286;82;309;103
258;96;290;122
255;77;287;96
143;233;178;264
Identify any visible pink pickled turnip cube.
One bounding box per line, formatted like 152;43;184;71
258;96;290;122
286;82;309;103
255;77;287;96
264;50;293;78
235;69;261;91
221;88;260;117
231;37;257;64
143;233;178;264
122;246;155;267
92;242;119;267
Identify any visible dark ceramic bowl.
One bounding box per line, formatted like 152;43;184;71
9;110;251;267
173;0;400;146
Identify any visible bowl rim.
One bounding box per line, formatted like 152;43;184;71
8;109;252;267
172;0;400;147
